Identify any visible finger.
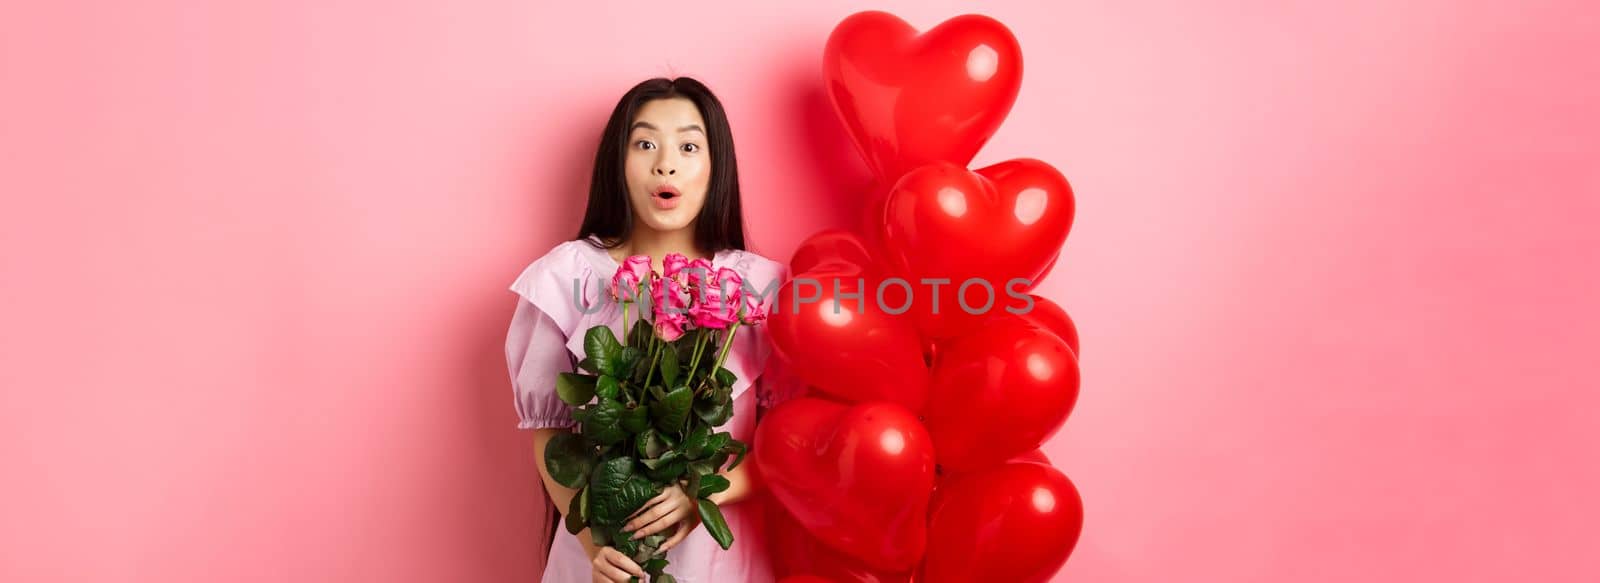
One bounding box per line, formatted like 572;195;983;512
606;550;647;579
659;523;690;553
624;500;659;524
625;489;671;521
592;558;629;582
628;505;686;539
630;506;690;539
623;498;679;533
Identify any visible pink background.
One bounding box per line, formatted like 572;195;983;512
3;0;1597;581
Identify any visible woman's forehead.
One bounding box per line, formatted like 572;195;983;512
631;97;705;131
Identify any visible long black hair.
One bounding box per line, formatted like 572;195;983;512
575;77;747;253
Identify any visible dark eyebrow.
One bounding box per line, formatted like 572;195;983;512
630;121;705;134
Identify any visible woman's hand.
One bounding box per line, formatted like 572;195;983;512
622;482;701;552
590;546;646;582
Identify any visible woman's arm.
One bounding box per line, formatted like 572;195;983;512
707;407;772;507
706;454;763;506
536;429;649;581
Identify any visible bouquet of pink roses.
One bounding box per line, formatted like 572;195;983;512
543;252;766;583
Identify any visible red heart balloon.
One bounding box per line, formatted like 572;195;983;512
755;398;935;571
824;11;1023;185
1010;448;1053;466
789;229;878;275
1020;294;1080;359
919;461;1084;583
769;234;930;412
879;160;1075;339
924;312;1079;471
766;495;913;583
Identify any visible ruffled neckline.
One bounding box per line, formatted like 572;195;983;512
579;234;742;275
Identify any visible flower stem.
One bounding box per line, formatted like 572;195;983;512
711;321;742;378
643;340;661;390
688;328;709;379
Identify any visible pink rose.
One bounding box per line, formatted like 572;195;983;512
609;254;651;303
714;267;743;298
662;253;690;283
683;258;715;299
651;272;691;339
684;285;739;329
739;285;771;325
654;313;688;341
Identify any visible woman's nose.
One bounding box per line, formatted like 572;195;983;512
653;165;676;176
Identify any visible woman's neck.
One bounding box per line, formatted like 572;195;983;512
606;225;709;271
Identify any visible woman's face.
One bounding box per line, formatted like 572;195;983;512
624;96;711;234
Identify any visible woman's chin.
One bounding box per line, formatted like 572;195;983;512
639;212;696;233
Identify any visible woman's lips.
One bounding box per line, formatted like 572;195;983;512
651;187;681;210
652;195;680;210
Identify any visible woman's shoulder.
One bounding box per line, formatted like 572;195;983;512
513;238;588;278
722;247;788;290
508;238;613;313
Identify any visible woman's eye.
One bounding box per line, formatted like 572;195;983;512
635;140;655;150
681;143;700;153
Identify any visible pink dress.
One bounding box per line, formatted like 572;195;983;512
504;236;802;583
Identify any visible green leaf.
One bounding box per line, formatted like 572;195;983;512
685;471;702;505
630;542;653;566
585;326;624;377
596;375;620;400
693;397;732;427
565;484;588;534
620;403;650;433
612;526;640;558
645;459;687;483
703;432;731;457
642;533;666;549
650;386;694;433
723;440;749;471
660;346;680;387
582;399;629;446
697;474;730;498
656;575;678;583
577;357;600;375
683;425;712;459
643;558;668;577
640;450;681;471
589;457;658;525
715;367;737;387
544;432;595;489
628;320;654;348
619;346;643;374
555;373;597;407
696;499;735;550
635;429;667;459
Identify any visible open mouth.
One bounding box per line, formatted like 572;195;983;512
650;185;682;209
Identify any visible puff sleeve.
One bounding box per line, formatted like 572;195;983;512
505;297;579;429
505;241;593;430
